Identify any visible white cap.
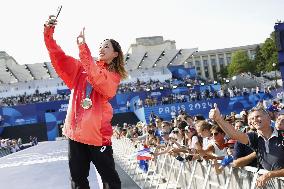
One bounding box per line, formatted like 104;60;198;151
240;110;246;117
235;114;242;119
173;127;179;132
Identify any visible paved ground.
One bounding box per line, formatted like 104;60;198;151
0;140;140;189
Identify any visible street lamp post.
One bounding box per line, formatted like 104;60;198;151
272;63;277;88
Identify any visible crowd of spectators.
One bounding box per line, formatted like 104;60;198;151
117;77;205;94
138;85;273;108
117;76;275;94
0;89;69;106
119;76;276;109
0;75;275;108
113;99;284;187
0;137;23;157
0;85;273;108
0;136;39;158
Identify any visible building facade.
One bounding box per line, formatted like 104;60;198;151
185;44;258;80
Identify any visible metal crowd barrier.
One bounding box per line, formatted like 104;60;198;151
0;147;11;158
112;137;284;189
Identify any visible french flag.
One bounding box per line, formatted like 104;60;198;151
136;148;153;161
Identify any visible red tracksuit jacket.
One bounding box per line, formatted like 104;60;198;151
44;27;121;146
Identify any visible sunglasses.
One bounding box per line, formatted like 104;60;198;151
161;132;170;135
212;132;220;136
185;129;195;133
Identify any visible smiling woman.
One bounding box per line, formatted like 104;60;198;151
43;14;127;189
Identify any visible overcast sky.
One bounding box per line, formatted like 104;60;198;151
0;0;283;65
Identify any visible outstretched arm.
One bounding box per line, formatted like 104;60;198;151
209;103;249;144
77;28;121;99
232;152;256;168
44;15;81;89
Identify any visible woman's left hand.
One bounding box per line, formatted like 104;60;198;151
256;172;271;187
77;27;86;45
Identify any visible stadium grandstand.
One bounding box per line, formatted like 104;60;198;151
0;32;284;189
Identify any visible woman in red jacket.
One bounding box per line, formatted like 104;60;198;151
44;15;127;189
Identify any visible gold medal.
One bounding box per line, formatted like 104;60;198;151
81;98;92;109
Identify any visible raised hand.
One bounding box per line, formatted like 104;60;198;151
44;15;57;28
77;27;86;45
209;103;222;122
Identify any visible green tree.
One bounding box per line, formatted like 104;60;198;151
217;65;228;80
253;32;278;72
228;50;253;76
254;45;266;74
261;32;278;71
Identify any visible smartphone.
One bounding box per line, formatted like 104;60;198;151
55;5;62;19
175;155;184;162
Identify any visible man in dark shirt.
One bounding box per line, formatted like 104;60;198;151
233;141;257;167
247;128;284;171
209;104;284;187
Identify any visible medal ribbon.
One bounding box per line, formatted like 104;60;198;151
85;81;93;99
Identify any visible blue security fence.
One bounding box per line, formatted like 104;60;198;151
140;91;274;123
111;84;222;114
0;100;68;127
0;100;69;140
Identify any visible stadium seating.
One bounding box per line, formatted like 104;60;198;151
125;51;147;71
